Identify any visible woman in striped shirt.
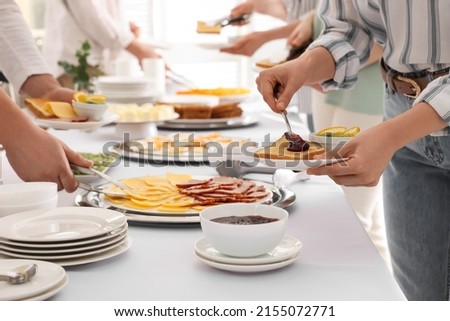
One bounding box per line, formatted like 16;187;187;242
257;0;450;301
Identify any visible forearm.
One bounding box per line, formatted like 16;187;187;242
20;74;73;102
381;102;447;151
258;21;300;42
253;0;287;20
298;47;336;85
0;91;36;149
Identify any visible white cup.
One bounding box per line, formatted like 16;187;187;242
142;58;165;96
115;60;134;76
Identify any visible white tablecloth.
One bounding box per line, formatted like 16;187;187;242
1;100;405;301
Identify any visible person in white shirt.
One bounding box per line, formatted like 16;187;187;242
43;0;162;86
257;0;450;300
0;0;91;192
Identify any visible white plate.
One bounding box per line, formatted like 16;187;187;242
165;116;245;124
0;207;127;243
0;234;128;260
194;235;302;265
32;111;119;131
194;251;299;273
114;113;179;124
159;115;259;130
209;147;348;171
99;176;273;215
24;274;69;301
0;229;127;255
0;238;132;267
47;237;132;267
115;135;251;163
0;223;127;248
0;259;66;301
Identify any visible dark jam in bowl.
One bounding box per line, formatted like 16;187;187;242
211;215;279;225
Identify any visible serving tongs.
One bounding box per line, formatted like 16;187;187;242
205;13;251;28
166;70;197;89
71;164;133;197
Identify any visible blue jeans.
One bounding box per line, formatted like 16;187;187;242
383;88;450;300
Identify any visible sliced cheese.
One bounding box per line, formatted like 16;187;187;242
46;102;77;119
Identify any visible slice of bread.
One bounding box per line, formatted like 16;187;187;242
173;104;212;119
211;102;242;118
196;21;221;34
254;134;325;160
255;59;279;69
24;98;55;119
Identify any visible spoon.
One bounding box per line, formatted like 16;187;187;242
0;264;38;284
280;111;310;151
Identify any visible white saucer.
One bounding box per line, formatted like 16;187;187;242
24;274;69;301
195;251;299;273
0;259;66;301
194;235;302;265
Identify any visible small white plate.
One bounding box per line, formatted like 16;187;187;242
24;274;69;301
0;207;126;243
194;251;299;273
32;111;119;131
0;259;66;301
194;235;302;265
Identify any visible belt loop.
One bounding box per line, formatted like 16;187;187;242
381;59;396;91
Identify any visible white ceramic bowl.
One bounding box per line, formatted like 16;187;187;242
0;195;58;218
200;203;288;257
309;132;354;152
0;182;57;207
72;101;108;121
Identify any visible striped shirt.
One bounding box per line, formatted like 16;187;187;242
310;0;450;130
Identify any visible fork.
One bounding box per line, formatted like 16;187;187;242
0;264;38;285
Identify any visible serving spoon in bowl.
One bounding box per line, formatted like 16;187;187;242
0;263;38;285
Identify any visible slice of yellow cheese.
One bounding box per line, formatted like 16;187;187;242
45;102;77;119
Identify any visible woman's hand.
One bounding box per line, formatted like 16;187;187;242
307;125;396;187
287;11;315;47
229;2;254;25
256;59;308;112
2;118;91;192
220;32;266;56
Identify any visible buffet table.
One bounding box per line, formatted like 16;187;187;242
1;100;406;301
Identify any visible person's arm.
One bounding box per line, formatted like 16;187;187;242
256;46;335;111
307;102;447;187
287;10;315;47
220;20;301;56
229;0;287;23
0;90;91;191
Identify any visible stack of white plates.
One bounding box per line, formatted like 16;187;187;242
0;207;131;266
96;76;159;104
194;235;302;273
0;259;68;301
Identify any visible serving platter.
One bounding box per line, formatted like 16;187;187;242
113;133;253;163
75;181;296;225
158;114;258;130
